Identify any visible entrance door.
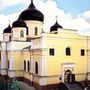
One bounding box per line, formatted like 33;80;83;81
64;69;72;83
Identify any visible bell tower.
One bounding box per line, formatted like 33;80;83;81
12;19;27;41
3;24;12;42
19;0;44;38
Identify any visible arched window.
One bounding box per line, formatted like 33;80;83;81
24;60;26;71
35;62;38;74
66;47;71;56
20;30;24;37
35;27;38;35
27;61;30;71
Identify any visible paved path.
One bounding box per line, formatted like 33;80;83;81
19;81;35;90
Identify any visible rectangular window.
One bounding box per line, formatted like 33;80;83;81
49;48;55;56
81;49;85;56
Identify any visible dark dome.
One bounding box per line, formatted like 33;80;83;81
50;21;63;32
19;0;44;22
12;19;27;28
4;24;12;33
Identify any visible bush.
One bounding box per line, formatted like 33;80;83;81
10;78;20;90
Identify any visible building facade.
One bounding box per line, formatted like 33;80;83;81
0;0;90;90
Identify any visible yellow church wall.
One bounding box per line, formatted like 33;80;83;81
24;72;30;80
46;37;87;76
7;41;31;77
22;48;41;83
31;50;42;84
23;49;41;83
13;51;22;77
46;76;60;85
30;38;44;84
32;50;41;75
44;30;88;84
75;74;87;81
23;49;30;62
23;49;30;80
51;29;87;39
6;50;22;77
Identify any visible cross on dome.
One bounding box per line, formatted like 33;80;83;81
56;16;58;22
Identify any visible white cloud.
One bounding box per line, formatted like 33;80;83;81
0;0;90;41
0;12;19;41
34;0;90;34
81;11;90;24
83;11;90;19
0;12;19;30
0;0;26;11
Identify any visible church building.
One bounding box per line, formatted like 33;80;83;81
0;0;90;90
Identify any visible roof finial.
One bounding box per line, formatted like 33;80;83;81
31;0;33;4
28;0;35;8
56;16;58;23
8;20;11;26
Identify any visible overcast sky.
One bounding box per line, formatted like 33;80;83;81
0;0;90;40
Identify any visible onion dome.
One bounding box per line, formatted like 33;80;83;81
4;24;12;33
12;19;27;28
19;0;44;22
50;21;63;32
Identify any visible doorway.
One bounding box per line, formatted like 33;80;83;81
64;69;72;83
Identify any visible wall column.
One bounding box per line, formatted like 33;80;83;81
1;43;7;76
9;56;14;78
87;37;90;80
39;33;47;85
